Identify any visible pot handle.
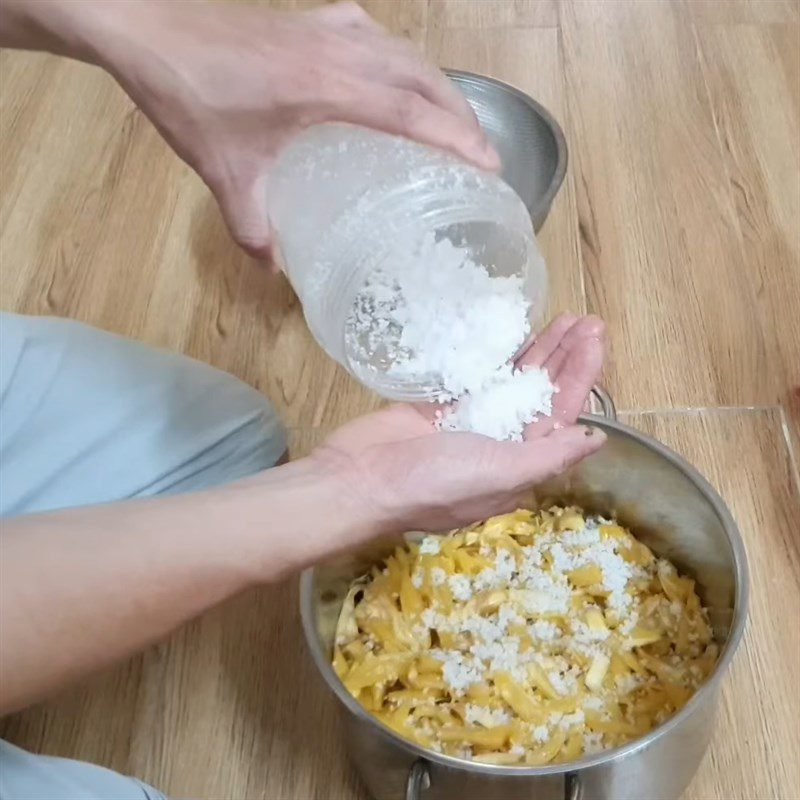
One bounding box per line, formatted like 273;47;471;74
565;772;581;800
590;384;617;421
404;760;580;800
405;760;430;800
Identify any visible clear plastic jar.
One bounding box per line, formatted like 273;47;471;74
268;123;547;402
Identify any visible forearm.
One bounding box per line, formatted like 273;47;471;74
0;457;377;715
0;0;171;72
2;0;109;61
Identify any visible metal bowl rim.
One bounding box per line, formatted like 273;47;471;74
443;68;569;225
299;414;749;778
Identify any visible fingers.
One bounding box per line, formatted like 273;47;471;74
389;68;486;144
515;312;580;368
309;3;500;169
314;2;485;140
417;70;482;134
415;313;602;432
543;314;604;380
519;314;604;440
546;315;605;425
509;424;607;485
321;68;498;169
378;51;486;138
214;175;273;261
361;84;499;169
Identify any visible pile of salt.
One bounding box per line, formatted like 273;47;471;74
438;364;555;442
351;235;556;441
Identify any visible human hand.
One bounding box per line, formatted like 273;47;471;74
95;0;497;258
310;314;606;537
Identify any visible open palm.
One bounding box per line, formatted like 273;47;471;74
313;314;606;535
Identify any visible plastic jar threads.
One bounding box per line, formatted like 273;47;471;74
268;123;548;403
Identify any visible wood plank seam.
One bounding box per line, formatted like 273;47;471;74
616;404;785;415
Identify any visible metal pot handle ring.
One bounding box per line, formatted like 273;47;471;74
404;760;581;799
405;761;430;800
590;384;617;420
566;772;582;800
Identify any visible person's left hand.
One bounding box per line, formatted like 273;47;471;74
311;314;605;536
95;0;496;260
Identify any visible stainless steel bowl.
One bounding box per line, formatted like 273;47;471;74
446;69;568;232
300;396;749;800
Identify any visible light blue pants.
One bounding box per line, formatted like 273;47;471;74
0;313;287;799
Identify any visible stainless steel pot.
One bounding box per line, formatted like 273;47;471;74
445;69;568;233
300;394;749;800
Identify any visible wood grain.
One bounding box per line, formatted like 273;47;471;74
692;20;800;414
624;410;800;800
270;0;431;44
679;0;800;25
560;0;799;410
427;0;558;29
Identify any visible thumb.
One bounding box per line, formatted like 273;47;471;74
214;175;273;261
513;424;607;484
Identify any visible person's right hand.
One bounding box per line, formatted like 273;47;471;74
96;0;498;259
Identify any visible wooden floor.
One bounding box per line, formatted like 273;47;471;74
1;1;798;798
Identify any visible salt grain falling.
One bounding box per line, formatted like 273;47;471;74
351;234;556;441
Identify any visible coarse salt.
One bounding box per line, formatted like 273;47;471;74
348;234;556;441
582;695;604;712
434;650;485;694
438;364;557;442
498;603;524;629
532;724;550;743
430;567;447;586
470;635;524;679
619;611;639;636
351;235;530;398
560;525;602;547
529;620;561;641
474;548;517;591
448;574;473;601
559;710;586;730
464;614;506;644
419;536;441;555
465;704;512;728
549;667;580;697
583;732;605;755
421;608;446;630
571;619;611;644
548;673;571;697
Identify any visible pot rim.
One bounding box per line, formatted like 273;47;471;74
442;68;569;232
299;414;749;777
